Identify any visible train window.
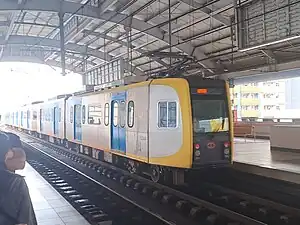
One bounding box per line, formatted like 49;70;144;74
70;106;73;123
158;101;177;128
88;105;102;125
104;103;109;126
112;101;119;127
58;108;62;122
127;101;134;128
158;102;167;127
33;111;37;120
119;101;126;128
82;105;86;124
40;109;43;121
168;102;177;127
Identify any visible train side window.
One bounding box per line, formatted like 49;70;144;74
104;103;109;126
58;108;62;122
119;101;126;128
33;111;37;120
112;101;119;127
127;101;134;128
158;101;177;128
40;109;43;121
88;105;102;125
168;102;177;127
158;102;167;127
70;106;73;123
82;105;86;124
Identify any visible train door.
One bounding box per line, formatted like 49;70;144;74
53;107;59;135
27;110;30;129
40;109;43;132
111;93;126;153
74;104;82;141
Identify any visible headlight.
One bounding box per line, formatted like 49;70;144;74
224;148;229;154
195;150;200;157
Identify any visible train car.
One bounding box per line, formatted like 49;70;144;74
37;96;69;145
18;105;27;131
63;76;233;184
27;101;43;136
4;76;233;185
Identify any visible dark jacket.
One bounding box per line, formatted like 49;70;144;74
0;169;37;225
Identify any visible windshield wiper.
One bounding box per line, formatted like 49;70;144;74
221;117;225;129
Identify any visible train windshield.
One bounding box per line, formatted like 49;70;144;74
192;99;229;133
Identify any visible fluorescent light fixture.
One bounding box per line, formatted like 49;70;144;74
239;35;300;52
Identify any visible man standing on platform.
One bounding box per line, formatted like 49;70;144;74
0;132;37;225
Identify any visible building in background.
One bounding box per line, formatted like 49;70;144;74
233;79;288;120
259;81;285;118
233;83;261;119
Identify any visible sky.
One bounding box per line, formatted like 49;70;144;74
0;62;84;113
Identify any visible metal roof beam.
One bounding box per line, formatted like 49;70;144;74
81;30;169;67
179;0;230;26
0;0;25;58
46;0;118;63
261;49;277;61
0;0;216;73
14;21;57;28
45;18;94;61
0;55;83;73
99;0;119;13
2;35;144;77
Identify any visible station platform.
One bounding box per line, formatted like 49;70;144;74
16;163;90;225
233;138;300;184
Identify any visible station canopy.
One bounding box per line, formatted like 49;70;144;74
0;0;300;83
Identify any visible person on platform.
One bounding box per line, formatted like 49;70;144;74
0;132;37;225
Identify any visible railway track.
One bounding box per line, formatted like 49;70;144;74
196;169;300;209
7;128;300;225
26;158;167;225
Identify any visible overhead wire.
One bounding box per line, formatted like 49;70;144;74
13;0;300;75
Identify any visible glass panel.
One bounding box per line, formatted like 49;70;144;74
88;105;102;124
82;105;86;124
104;103;109;126
158;102;167;128
58;108;61;122
113;101;118;126
128;101;134;128
119;101;126;128
70;106;73;123
168;102;177;127
192;99;228;133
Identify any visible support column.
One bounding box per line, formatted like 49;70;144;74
59;12;66;76
124;16;133;78
168;0;172;67
82;46;87;86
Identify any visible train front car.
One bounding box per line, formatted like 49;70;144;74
186;76;233;168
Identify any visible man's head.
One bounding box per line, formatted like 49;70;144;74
0;132;26;172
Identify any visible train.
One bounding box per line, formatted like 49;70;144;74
4;76;234;185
